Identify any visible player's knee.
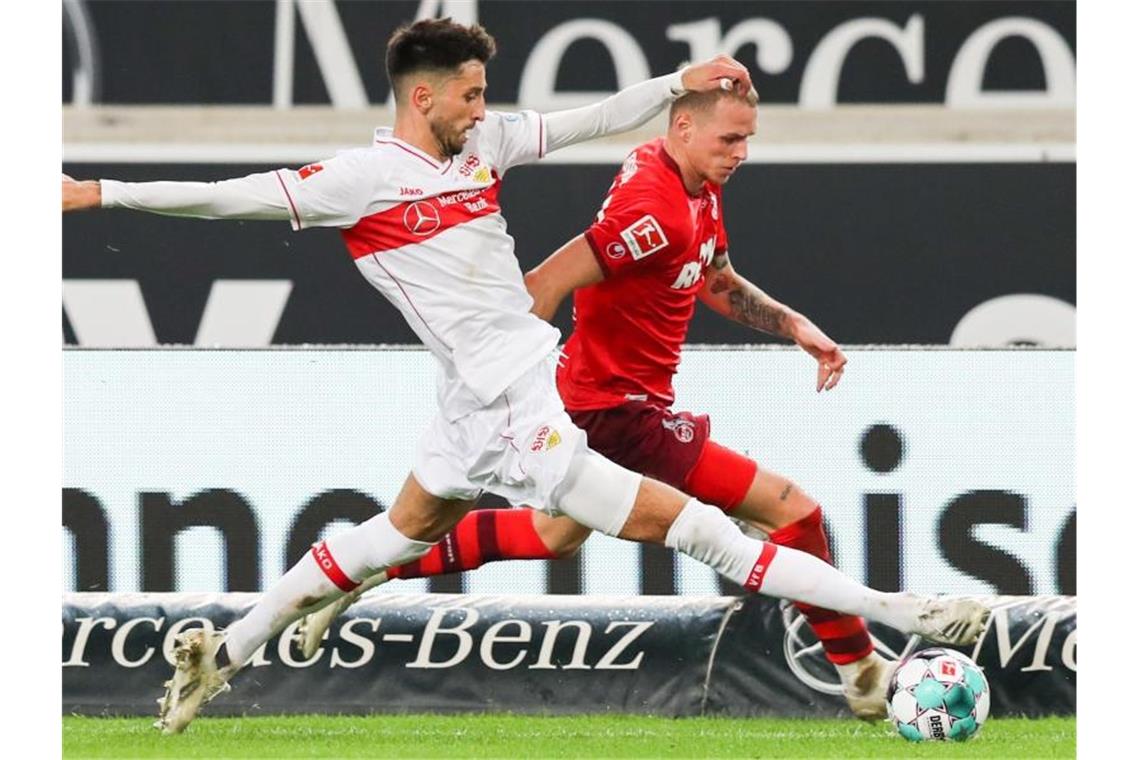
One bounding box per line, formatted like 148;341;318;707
665;499;738;562
551;448;641;537
769;479;820;529
738;471;817;533
664;499;760;582
780;481;817;521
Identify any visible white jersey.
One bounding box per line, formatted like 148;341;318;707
99;71;685;420
274;112;553;417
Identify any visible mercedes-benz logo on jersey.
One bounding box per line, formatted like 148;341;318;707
403;201;441;236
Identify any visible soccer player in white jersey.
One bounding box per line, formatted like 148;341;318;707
63;19;988;734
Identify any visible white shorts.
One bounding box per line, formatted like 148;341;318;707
412;354;586;514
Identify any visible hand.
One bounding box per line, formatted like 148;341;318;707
790;316;846;392
680;54;753;97
63;174;101;212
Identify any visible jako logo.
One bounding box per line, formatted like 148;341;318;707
312;541;335;572
400;187;423;196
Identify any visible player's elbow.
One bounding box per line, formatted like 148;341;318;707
524;268;559;321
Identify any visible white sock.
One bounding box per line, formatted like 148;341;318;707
223;551;337;665
665;499;922;630
323;510;435;581
223;511;433;666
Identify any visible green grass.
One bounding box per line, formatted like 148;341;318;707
63;714;1075;759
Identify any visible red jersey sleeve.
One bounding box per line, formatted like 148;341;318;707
583;183;679;279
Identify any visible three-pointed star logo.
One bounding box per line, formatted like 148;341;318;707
403;201;442;235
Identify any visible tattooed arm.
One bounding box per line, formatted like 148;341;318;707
698;251;797;336
698;251;847;391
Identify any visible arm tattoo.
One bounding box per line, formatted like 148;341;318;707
712;253;730;270
728;287;789;335
709;274;731;294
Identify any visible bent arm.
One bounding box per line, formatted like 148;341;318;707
524;235;604;321
542;54;753;154
542;73;684;155
698;253;800;339
701;251;847;391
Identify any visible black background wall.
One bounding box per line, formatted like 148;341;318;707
62;161;1074;346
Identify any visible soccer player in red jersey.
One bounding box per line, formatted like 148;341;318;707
298;85;894;719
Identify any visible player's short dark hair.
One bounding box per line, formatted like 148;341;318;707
670;86;759;121
386;18;497;96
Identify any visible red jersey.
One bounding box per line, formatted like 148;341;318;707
557;138;728;410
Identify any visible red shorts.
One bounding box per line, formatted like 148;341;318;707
568;401;710;491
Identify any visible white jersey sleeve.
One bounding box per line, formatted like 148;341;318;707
477;71;683;172
273;148;376;231
542;71;684;155
98;148;377;231
478;110;546;173
100;172;293;222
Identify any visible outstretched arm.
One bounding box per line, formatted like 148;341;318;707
62;151;370;230
524;235;603;321
699;252;846;392
542;55;752;154
62;172;293;221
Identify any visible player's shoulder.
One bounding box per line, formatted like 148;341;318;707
473;110;537;140
612;140;682;198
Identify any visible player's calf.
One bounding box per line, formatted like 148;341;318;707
297;510;586;659
662;498;990;645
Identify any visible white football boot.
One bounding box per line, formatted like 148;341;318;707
837;651;894;721
912;596;991;646
295;571;390;659
155;629;239;735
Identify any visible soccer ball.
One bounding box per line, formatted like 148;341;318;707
886;648;990;741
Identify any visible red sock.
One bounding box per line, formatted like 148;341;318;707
388;509;556;580
767;507;874;665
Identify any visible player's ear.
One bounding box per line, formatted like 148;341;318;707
672;110;694;142
410;81;434;114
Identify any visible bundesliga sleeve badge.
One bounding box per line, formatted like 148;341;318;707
620;215;670;260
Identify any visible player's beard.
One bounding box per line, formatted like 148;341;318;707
430;119;467;157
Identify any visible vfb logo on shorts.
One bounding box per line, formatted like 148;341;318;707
530;425;563;453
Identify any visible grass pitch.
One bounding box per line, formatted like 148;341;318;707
63;714;1074;758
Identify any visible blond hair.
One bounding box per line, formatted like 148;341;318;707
669;86;759;122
